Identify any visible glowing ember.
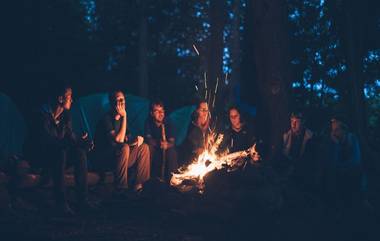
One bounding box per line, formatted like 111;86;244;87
170;134;259;193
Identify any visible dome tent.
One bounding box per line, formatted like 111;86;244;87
0;92;27;164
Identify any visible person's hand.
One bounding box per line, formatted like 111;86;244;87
250;152;261;163
136;136;144;147
160;140;169;150
249;144;260;163
116;102;126;117
81;132;94;151
87;140;95;151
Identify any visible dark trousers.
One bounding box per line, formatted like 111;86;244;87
34;146;88;205
148;145;178;181
93;143;150;188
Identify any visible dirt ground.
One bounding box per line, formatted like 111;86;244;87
0;165;379;241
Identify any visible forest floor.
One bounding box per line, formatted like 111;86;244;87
0;164;379;241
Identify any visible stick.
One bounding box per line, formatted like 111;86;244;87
204;72;207;89
192;44;200;56
160;124;167;181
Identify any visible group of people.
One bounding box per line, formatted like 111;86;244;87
279;112;363;208
24;87;170;215
19;85;363;215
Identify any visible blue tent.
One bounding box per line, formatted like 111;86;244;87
0;93;27;162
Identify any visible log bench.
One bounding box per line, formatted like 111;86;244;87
0;170;115;189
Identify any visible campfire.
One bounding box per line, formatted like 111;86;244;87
170;133;259;193
169;44;260;193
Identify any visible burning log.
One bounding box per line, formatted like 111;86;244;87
170;135;260;193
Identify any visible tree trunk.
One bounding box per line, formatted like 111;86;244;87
138;0;149;97
207;0;225;110
340;1;380;173
228;0;242;105
250;0;292;159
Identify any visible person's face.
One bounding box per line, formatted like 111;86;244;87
60;88;73;110
229;109;241;129
114;91;125;109
151;104;165;123
290;117;303;134
197;102;209;125
331;119;345;140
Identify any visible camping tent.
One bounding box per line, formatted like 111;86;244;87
0;92;27;162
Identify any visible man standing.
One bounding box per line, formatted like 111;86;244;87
26;85;93;215
144;100;178;182
93;90;150;193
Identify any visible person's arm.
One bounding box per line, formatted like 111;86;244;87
144;119;158;147
113;115;127;143
112;102;127;143
63;111;78;144
161;122;175;149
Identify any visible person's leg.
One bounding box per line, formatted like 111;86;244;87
68;147;88;203
51;149;68;207
128;144;150;190
114;144;130;189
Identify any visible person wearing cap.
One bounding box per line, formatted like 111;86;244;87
321;116;362;208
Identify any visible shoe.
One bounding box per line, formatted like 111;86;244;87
134;183;143;193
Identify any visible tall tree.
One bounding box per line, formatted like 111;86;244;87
228;0;243;104
138;0;149;97
207;0;226;110
329;0;380;166
250;0;292;158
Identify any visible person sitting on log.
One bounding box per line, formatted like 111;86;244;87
144;100;178;182
280;112;317;189
24;85;94;216
181;99;211;166
320;115;363;209
92;90;150;194
219;106;259;163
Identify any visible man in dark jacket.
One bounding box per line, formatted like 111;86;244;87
26;86;93;215
144;100;178;182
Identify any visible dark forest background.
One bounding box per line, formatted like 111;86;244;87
2;0;380;161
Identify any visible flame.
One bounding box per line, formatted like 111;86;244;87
170;133;259;192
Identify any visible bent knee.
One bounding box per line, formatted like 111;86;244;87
120;144;130;154
140;143;149;152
